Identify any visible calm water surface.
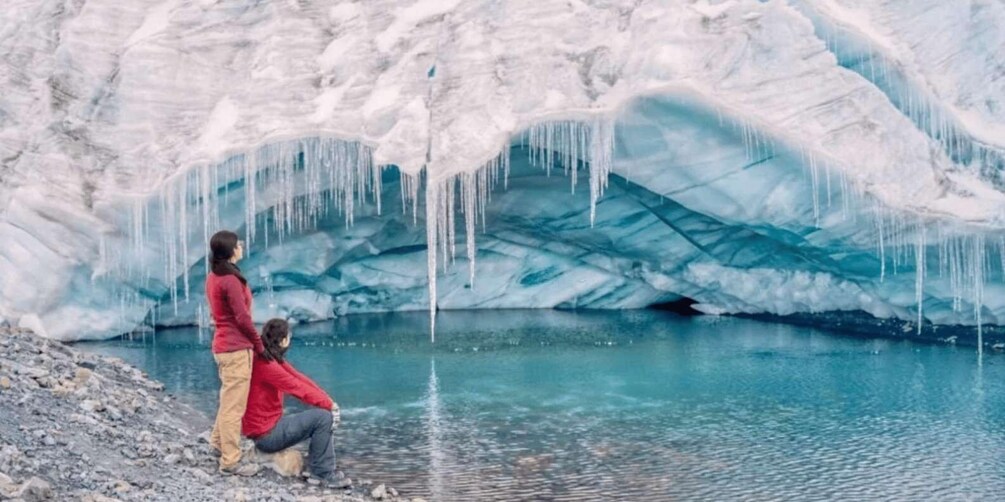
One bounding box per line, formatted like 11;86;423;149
79;310;1005;501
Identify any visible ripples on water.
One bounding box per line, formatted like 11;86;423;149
80;310;1005;501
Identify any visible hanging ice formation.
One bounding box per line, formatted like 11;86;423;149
90;101;1005;351
95;137;381;321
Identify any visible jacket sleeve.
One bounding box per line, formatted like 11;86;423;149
283;362;333;403
223;276;265;355
263;362;334;409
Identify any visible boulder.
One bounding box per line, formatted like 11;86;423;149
14;476;52;501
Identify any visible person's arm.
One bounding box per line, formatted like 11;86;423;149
262;362;334;409
223;276;265;355
282;362;329;398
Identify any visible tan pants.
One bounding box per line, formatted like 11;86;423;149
210;349;252;469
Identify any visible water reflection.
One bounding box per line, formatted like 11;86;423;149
80;310;1005;500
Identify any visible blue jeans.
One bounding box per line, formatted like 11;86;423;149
254;408;335;478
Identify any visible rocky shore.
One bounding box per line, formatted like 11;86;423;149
0;327;410;502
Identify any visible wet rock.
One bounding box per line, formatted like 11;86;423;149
388;486;398;497
371;483;387;500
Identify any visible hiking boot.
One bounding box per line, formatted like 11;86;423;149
219;462;261;477
321;472;352;489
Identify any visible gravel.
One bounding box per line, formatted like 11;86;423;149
0;328;411;501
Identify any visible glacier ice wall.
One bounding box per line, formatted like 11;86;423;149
1;0;1004;341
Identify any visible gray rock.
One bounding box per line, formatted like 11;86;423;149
187;468;214;485
80;400;105;413
15;476;52;501
163;454;181;465
106;406;123;421
371;483;387;500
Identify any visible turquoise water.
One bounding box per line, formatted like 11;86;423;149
80;310;1005;501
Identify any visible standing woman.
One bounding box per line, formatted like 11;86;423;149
206;230;264;476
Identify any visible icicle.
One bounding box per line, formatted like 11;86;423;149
589;118;614;227
973;234;985;356
914;226;925;336
876;211;886;282
999;236;1005;283
425;178;439;341
463;171;476;288
809;155;820;225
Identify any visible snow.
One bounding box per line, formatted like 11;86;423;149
1;0;1004;340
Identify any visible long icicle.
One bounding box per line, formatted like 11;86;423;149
425;174;438;342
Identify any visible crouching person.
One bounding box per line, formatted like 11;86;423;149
242;319;348;488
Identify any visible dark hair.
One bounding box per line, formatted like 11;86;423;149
260;318;290;363
209;230;247;285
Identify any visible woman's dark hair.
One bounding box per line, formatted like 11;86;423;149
260;318;290;363
209;230;247;285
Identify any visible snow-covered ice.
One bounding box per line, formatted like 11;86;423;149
1;0;1004;340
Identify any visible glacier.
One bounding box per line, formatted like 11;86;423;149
1;0;1004;344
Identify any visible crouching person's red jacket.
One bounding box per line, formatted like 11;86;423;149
242;356;334;439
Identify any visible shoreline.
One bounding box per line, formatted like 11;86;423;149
0;327;410;502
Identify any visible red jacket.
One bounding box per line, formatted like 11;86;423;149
242;356;334;438
206;272;264;355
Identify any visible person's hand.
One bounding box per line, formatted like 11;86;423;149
330;403;341;430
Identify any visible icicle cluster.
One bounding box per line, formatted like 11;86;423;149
90;104;1001;353
522;118;615;225
813;18;1005;189
97;137;380;328
423;151;511;337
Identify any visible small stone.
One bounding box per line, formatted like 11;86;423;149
163;454;181;465
106;406;122;421
388;487;398;497
15;476;52;501
80;400;105;413
227;488;249;501
411;498;428;502
81;493;119;502
42;437;56;447
371;483;387;500
0;377;10;389
73;368;93;386
113;479;132;493
188;468;213;485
